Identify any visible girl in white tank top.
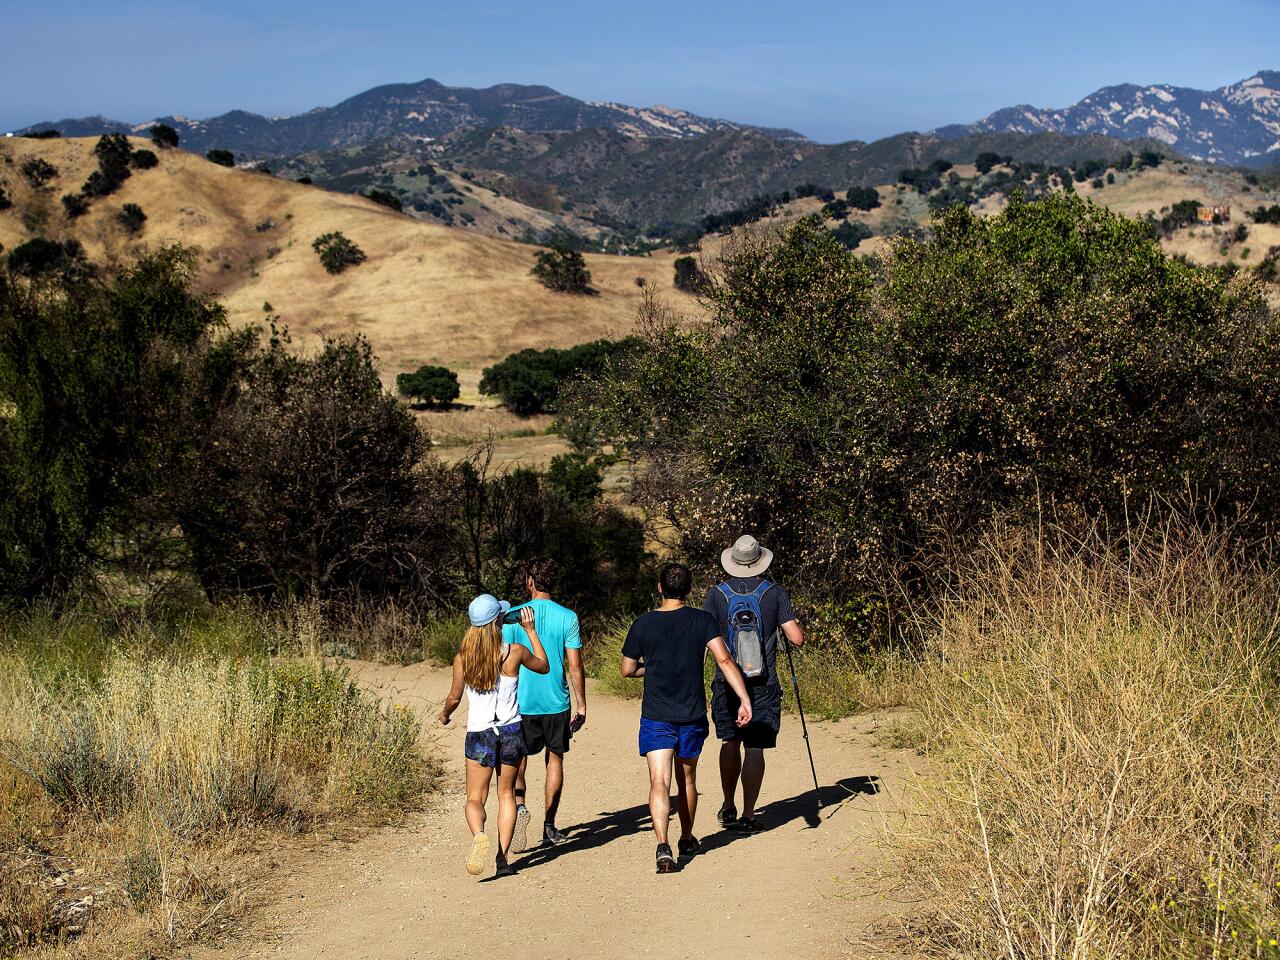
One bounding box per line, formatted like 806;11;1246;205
438;595;549;879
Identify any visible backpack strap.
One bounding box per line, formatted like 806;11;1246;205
751;581;772;600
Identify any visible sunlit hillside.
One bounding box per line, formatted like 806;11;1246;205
0;136;699;378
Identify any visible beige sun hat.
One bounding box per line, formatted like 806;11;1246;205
720;534;774;578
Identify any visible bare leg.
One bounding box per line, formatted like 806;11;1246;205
514;754;528;806
719;739;742;809
496;762;519;856
645;749;674;845
464;759;493;836
674;756;699;838
741;748;766;819
544;750;565;825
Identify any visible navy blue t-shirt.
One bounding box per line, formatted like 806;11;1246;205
703;577;797;687
622;606;720;722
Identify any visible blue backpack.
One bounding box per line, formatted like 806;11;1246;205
717;581;770;678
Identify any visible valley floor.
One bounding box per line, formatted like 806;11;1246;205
190;660;921;960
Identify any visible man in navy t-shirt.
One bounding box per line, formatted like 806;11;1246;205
622;562;752;873
704;535;805;833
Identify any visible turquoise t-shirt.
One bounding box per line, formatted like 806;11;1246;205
504;598;581;716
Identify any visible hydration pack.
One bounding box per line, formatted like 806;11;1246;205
717;581;771;679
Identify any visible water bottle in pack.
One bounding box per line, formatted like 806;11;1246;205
717;582;771;679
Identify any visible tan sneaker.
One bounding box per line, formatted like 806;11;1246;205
466;833;491;876
510;803;530;854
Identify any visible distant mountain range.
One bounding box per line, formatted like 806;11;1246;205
14;78;806;157
935;71;1280;167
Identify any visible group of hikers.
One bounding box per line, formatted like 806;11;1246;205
437;534;804;877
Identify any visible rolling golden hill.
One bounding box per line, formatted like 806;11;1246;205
0;136;698;377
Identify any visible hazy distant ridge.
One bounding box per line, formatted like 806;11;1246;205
933;71;1280;167
14;78;808;157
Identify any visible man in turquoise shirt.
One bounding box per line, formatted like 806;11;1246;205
503;557;586;850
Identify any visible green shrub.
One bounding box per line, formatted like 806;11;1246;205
568;198;1280;627
531;246;591;293
130;148;159;170
673;255;708;293
0;246;224;598
19;157;57;189
5;237;85;277
118;202;146;234
974;151;1002;175
206;148;235;168
396;364;460;407
148;123;179;149
366;188;402;212
831;220;872;249
312;231;366;274
480;338;637;415
845;185;881;210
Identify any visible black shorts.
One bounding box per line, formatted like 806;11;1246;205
711;676;782;749
521;710;571;754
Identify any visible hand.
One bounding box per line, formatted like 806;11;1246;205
438;710;451;726
519;606;536;634
736;700;753;727
570;709;586;733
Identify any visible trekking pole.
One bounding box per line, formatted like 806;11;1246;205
781;634;821;813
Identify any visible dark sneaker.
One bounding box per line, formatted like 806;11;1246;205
494;853;517;878
717;804;737;827
544;823;569;845
510;804;531;854
677;835;701;859
731;816;763;834
655;843;679;873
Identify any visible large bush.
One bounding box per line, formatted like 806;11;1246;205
312;231;366;274
0;247;224;599
480;338;637;415
531;246;591;293
568;199;1280;627
183;333;456;602
397;364;460;407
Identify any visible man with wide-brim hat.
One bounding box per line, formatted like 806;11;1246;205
703;534;805;832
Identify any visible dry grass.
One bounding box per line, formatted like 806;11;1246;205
0;137;701;376
0;608;432;956
899;520;1280;958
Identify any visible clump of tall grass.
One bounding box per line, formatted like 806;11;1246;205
0;611;431;954
902;519;1280;958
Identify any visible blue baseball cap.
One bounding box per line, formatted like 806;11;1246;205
467;594;510;627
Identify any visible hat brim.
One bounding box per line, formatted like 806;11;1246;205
721;545;774;577
470;598;511;627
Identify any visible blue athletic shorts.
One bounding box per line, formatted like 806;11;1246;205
464;721;527;768
638;716;709;758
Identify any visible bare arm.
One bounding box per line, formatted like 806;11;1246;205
566;647;587;721
438;654;465;725
620;656;645;678
781;620;804;647
515;606;550;674
708;637;752;726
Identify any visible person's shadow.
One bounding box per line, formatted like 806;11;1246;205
504;775;879;875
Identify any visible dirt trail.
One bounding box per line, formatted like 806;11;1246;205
194;661;919;960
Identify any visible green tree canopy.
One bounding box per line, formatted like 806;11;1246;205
396;364;460;407
149;123;180;148
531;247;591;294
567;197;1280;627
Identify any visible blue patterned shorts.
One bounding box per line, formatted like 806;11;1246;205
464;721;527;768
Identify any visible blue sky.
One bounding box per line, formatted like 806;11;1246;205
4;0;1277;142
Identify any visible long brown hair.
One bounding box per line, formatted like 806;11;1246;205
460;620;504;691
